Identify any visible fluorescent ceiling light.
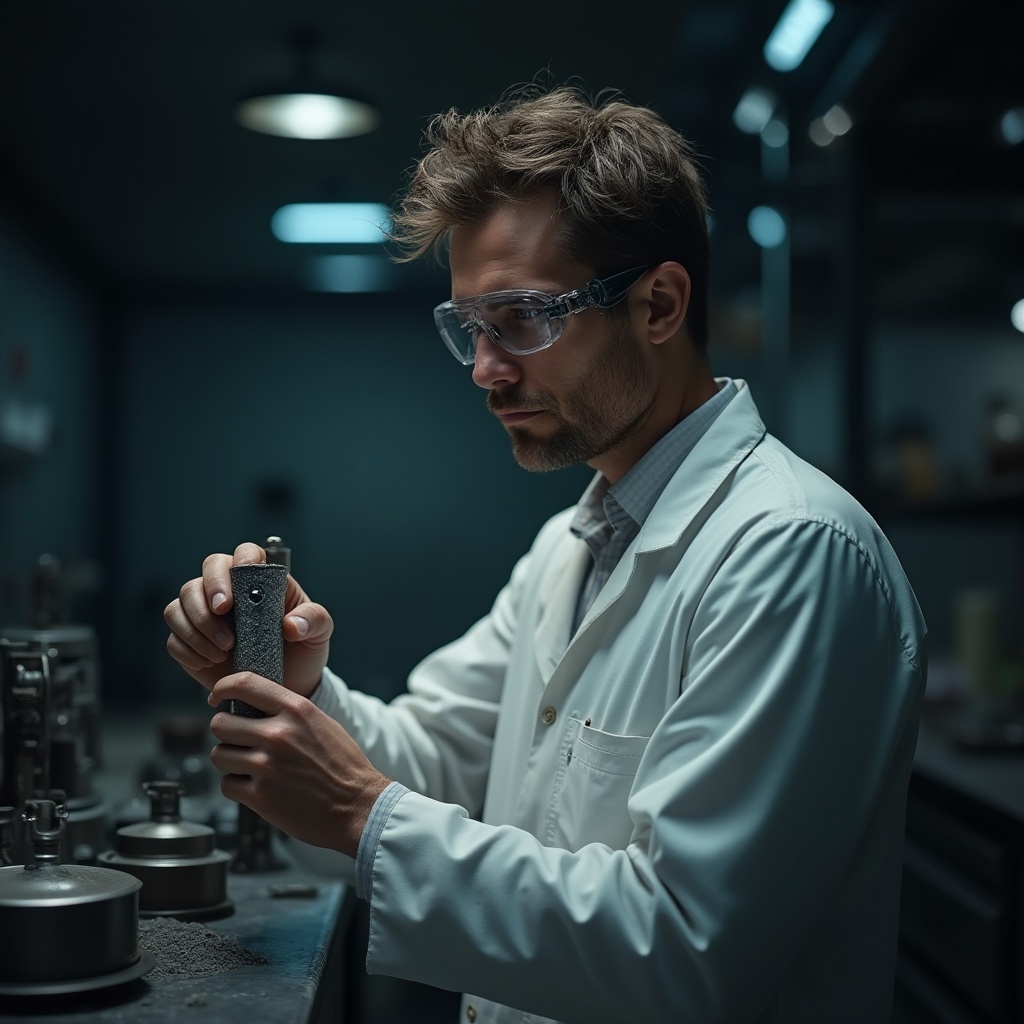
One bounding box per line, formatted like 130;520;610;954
308;255;393;293
764;0;835;72
733;88;777;134
272;203;391;244
236;93;379;140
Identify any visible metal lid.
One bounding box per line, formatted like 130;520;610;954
0;800;141;906
0;862;141;907
114;781;215;858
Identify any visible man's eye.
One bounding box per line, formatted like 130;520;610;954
509;305;543;320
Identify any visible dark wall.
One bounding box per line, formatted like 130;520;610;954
3;200;1022;712
0;208;102;626
110;297;594;707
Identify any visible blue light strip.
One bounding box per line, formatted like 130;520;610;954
271;203;391;244
764;0;835;72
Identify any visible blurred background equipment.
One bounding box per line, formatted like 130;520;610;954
0;555;109;866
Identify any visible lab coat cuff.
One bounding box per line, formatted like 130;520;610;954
355;780;409;902
308;666;346;718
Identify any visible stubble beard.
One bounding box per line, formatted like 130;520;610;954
502;320;656;473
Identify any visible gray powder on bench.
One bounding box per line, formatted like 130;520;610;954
139;917;271;978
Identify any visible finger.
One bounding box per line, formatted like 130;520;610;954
166;632;226;674
284;573;310;615
209;709;262;745
202;552;237;615
209;740;259;776
219;772;254;807
167;581;234;658
283;601;334;644
208;671;296;717
232;542;266;567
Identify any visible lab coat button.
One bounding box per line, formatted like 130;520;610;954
541;706;557;725
466;1005;477;1022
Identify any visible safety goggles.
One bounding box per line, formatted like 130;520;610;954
433;264;655;365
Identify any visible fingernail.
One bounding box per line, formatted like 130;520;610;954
207;691;217;707
211;592;228;612
215;630;233;651
289;616;309;638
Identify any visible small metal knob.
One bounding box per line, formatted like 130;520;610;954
23;796;68;866
144;780;184;823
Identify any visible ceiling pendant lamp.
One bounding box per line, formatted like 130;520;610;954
233;30;379;140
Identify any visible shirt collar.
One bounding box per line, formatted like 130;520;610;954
571;377;738;538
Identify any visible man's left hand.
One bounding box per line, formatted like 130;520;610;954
207;673;390;858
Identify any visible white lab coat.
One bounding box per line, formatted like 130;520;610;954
312;379;926;1024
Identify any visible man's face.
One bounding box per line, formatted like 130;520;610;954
448;195;658;481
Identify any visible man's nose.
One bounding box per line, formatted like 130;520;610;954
471;330;522;390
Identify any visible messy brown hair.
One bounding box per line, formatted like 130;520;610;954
389;84;712;347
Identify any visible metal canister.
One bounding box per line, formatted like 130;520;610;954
99;781;232;921
0;799;152;995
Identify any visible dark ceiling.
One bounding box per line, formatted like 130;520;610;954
0;0;1021;323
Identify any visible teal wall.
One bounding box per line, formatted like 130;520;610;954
111;298;593;707
0;209;102;627
2;197;1022;711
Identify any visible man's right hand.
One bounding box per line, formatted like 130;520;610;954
164;541;333;699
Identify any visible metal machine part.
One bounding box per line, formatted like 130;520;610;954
0;556;109;865
0;798;152;996
138;715;215;797
99;781;233;921
264;535;291;572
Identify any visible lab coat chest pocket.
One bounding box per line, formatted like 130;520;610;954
552;720;650;852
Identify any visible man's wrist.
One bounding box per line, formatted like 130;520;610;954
353;780;409;900
345;770;392;858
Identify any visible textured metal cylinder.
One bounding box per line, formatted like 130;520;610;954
229;563;287;717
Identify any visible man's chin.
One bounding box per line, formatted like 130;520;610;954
508;429;587;473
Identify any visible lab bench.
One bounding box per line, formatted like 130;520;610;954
0;709;354;1024
894;715;1024;1024
0;869;353;1024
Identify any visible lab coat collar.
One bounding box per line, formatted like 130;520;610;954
535;379;766;673
635;378;765;553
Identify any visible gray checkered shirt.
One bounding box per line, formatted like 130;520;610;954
569;378;738;634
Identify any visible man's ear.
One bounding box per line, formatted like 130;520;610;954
643;262;691;345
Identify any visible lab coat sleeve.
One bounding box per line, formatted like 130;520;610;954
310;540;535;817
361;516;926;1024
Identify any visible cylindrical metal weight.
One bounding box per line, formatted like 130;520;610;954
103;853;231;918
98;782;232;921
0;865;142;984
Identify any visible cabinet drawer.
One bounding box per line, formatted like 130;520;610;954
900;839;1010;1021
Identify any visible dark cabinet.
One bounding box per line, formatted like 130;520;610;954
893;754;1024;1023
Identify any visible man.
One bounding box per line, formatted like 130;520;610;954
165;85;926;1023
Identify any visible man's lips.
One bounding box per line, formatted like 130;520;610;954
494;409;544;425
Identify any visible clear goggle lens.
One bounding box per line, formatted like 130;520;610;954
434;292;563;365
433;265;656;365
